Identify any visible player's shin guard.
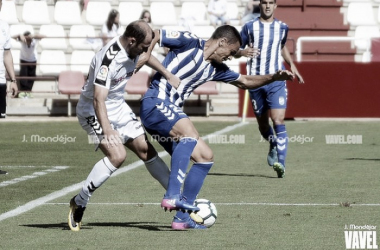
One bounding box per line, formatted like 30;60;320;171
0;84;7;118
75;157;117;207
175;162;213;220
274;124;288;167
165;137;197;197
144;155;170;189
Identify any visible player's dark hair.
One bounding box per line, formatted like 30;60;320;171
211;25;242;46
23;31;31;36
124;20;154;44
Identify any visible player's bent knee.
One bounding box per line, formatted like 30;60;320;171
107;149;126;168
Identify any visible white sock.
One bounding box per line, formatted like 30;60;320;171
75;157;117;207
144;155;170;190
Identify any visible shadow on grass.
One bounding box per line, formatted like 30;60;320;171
21;222;172;231
345;158;380;161
208;172;277;179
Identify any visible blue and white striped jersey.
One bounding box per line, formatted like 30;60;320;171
143;29;241;107
240;18;288;75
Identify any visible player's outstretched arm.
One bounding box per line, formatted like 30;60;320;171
229;70;294;90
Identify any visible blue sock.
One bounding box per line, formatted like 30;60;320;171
261;126;277;148
274;124;288;167
165;137;197;197
175;162;213;220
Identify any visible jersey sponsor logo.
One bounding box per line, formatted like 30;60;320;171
96;65;108;82
166;30;180;39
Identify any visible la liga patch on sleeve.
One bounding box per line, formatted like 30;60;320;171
96;65;108;81
166;30;180;39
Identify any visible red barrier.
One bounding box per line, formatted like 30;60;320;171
238;62;380;118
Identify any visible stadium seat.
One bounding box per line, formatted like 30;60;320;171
70;50;95;74
118;2;143;26
180;2;209;26
86;1;111;26
347;2;376;26
69;24;99;51
9;24;34;50
125;71;150;96
0;0;19;24
150;2;178;26
193;81;219;117
354;26;380;51
162;25;188;32
39;50;68;76
39;25;68;50
226;2;240;26
191;25;215;39
58;71;85;116
22;1;51;25
371;37;380;62
11;50;20;74
54;1;83;25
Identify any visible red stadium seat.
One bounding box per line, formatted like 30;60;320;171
371;38;380;62
58;71;85;116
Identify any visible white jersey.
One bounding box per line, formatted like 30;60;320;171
20;39;38;62
0;20;11;84
78;36;139;117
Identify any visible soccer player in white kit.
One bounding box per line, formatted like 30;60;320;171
68;20;175;231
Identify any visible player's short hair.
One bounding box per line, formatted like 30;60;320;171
124;20;154;44
211;25;242;46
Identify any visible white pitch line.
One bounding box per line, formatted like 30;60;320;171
0;122;248;222
0;166;70;188
44;202;380;207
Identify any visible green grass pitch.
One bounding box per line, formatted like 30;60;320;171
0;119;379;250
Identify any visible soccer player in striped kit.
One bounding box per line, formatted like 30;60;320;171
140;25;294;229
237;0;304;178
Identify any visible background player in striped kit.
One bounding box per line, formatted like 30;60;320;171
236;0;304;178
68;20;178;232
140;25;294;229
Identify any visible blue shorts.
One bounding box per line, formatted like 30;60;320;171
140;97;188;138
248;80;287;116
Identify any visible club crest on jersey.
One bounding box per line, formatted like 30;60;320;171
166;30;180;39
97;65;108;81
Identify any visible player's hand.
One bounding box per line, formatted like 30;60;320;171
273;70;294;81
9;81;18;98
291;66;305;84
102;130;122;148
244;43;260;58
167;74;181;89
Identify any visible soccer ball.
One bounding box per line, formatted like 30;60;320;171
193;198;218;228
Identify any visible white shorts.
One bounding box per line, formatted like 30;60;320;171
77;96;145;147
